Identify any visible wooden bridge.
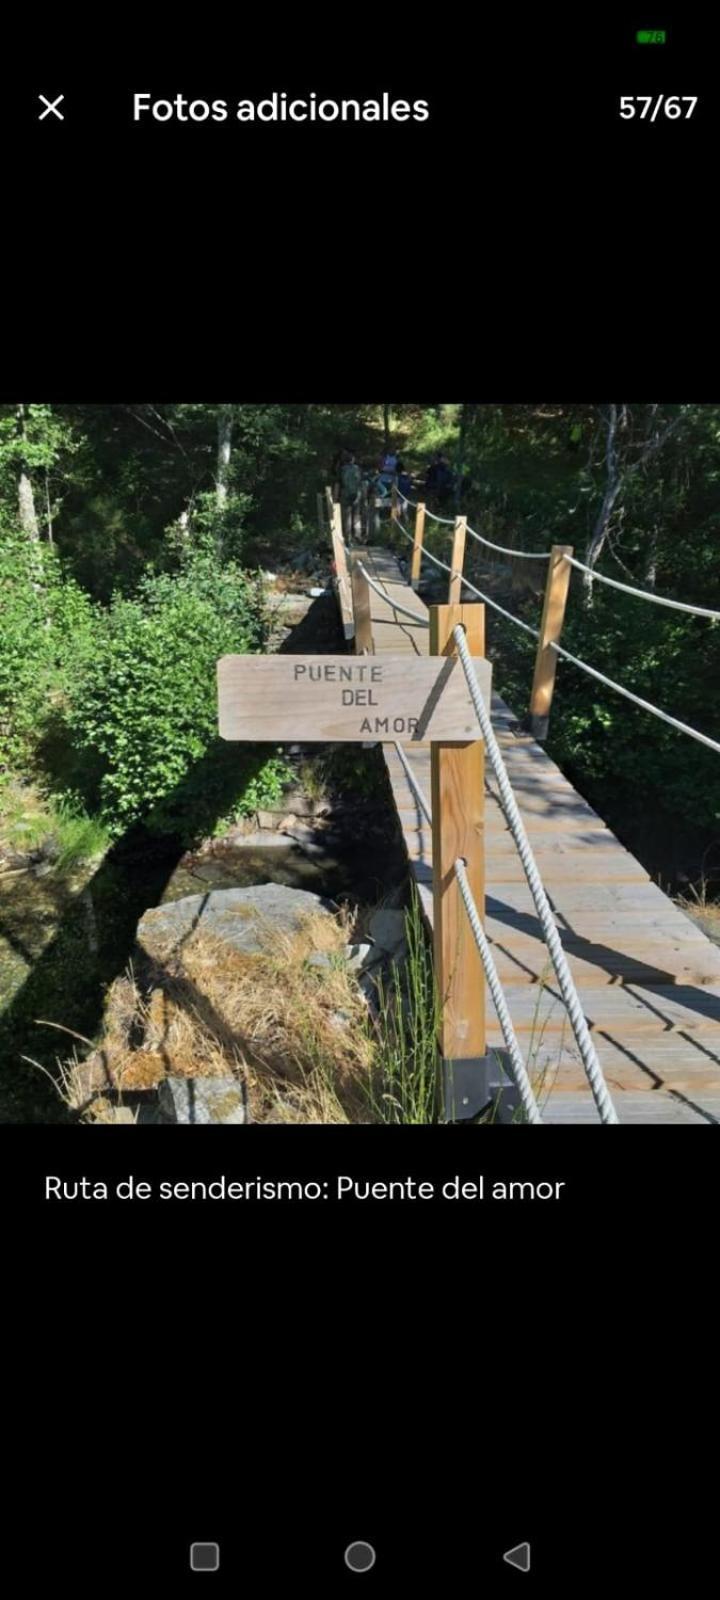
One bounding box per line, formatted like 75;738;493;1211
325;496;720;1125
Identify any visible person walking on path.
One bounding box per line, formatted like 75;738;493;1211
340;452;363;540
396;461;413;519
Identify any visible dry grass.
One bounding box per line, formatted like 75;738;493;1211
62;908;377;1123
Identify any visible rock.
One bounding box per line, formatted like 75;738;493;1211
279;791;320;817
256;810;282;830
307;951;334;970
293;840;333;861
159;1076;248;1124
368;909;407;955
280;820;326;846
346;941;374;972
137;883;334;959
226;829;295;850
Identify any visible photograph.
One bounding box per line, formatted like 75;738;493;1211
2;401;719;1126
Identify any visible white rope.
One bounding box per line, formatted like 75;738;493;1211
549;641;720;756
393;521;542;639
396;488;455;526
452;625;619;1125
564;554;720;620
397;487;551;558
460;576;542;640
466;523;552;561
392;740;433;826
356;561;431;628
391;517;720;755
395;523;541;640
392;744;543;1124
425;507;456;525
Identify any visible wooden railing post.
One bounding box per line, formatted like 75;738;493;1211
390;481;399;523
330;499;355;641
410;501;426;590
325;484;335;527
430;602;486;1118
351;556;374;654
448;515;467;603
528;544;573;741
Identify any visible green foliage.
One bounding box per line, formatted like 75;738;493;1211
0;784;109;867
297;744;386;803
0;531;97;771
367;892;440;1125
212;754;291;835
65;545;276;837
0;403;78;483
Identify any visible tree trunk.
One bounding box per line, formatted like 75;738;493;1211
45;468;54;544
18;470;40;539
216;406;233;509
455;402;477;508
383;403;390;451
16;405;40;539
215;406;234;560
645;528;658;591
583;404;620;605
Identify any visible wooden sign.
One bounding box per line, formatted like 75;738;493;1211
218;654;492;743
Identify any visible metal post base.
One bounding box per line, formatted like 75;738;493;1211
442;1050;522;1124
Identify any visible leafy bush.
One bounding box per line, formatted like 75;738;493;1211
0;531;97;773
65;544;288;837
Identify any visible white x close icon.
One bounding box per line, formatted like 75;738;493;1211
38;94;65;121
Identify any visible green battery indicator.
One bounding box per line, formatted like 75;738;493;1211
636;29;667;44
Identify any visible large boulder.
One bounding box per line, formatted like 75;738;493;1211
137;882;335;960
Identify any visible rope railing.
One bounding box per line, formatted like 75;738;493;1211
549;640;720;756
356;561;431;627
393;520;541;639
333;488;619;1122
394;488;457;526
392;742;543;1124
451;624;619;1125
563;553;720;620
466;523;552;560
396;487;552;558
389;507;720;757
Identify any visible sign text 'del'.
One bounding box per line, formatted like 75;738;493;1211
218;654;492;742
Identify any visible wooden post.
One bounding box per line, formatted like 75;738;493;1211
325;484;335;526
331;501;354;640
410;501;426;591
430;602;486;1104
317;491;326;537
448;515;467;604
351;557;374;654
528;544;573;741
391;481;399;523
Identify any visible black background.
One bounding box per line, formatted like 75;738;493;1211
2;11;718;1592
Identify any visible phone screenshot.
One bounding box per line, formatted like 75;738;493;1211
2;16;716;1591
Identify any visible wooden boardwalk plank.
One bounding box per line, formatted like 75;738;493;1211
362;545;720;1125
